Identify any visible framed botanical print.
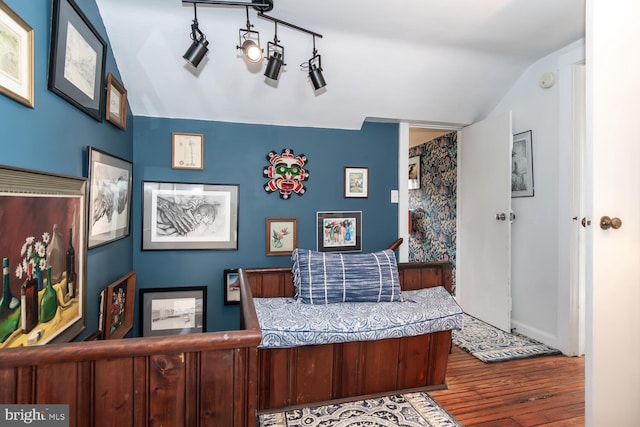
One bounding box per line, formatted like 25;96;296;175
48;0;106;121
0;1;34;108
266;217;298;256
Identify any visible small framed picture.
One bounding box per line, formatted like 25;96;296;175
511;130;534;198
266;217;298;256
139;286;207;337
0;1;34;108
101;271;136;340
224;269;240;305
172;132;204;170
317;211;362;253
344;167;368;198
48;0;106;121
105;73;127;130
408;156;420;190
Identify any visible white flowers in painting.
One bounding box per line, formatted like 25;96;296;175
15;233;50;279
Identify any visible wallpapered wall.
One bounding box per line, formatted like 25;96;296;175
408;132;457;291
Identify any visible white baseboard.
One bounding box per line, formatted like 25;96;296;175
510;319;562;354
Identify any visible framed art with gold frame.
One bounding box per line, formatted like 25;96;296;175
266;217;298;256
101;271;136;340
106;72;127;130
172;132;204;170
0;1;34;108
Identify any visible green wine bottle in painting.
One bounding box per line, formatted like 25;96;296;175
39;266;58;323
0;257;21;343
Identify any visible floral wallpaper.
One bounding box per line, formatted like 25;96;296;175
408;132;457;292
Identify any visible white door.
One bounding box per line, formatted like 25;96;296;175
587;0;640;423
457;112;513;332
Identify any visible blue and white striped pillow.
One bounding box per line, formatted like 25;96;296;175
292;248;402;304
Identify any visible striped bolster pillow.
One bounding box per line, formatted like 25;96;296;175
292;248;402;304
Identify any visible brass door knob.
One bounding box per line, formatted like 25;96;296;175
600;216;622;230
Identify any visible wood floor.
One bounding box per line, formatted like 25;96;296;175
429;346;585;427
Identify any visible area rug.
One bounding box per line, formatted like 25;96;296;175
452;313;562;363
258;392;462;427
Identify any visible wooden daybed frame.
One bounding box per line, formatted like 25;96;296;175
240;259;454;412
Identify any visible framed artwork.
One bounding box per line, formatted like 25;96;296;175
408;156;420;190
172;132;204;170
0;165;87;348
139;286;206;337
88;147;133;249
48;0;106;121
224;269;240;305
142;181;239;250
316;211;362;253
105;72;127;130
511;130;534;197
101;271;136;340
344;167;368;198
266;217;298;256
0;1;34;108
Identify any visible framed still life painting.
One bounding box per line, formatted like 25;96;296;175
100;271;135;340
0;165;87;348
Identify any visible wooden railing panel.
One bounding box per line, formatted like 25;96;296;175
94;358;134;427
397;334;430;389
361;338;400;394
148;353;186;426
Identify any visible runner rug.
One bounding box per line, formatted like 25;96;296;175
452;313;562;363
258;392;462;427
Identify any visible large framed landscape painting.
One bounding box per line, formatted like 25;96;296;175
0;165;87;348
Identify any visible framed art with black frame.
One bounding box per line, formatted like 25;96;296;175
48;0;106;121
224;269;240;305
316;211;362;253
511;130;535;197
142;181;239;250
344;167;368;198
139;286;206;337
88;147;133;248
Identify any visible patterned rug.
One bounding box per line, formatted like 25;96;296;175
452;313;562;363
258;392;462;427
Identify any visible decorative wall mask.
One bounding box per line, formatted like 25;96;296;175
263;148;309;199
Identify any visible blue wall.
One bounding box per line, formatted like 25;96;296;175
0;0;133;339
133;117;399;332
1;0;400;338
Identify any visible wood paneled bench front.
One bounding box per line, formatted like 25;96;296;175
239;261;460;412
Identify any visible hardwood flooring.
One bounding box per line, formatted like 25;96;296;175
429;346;585;427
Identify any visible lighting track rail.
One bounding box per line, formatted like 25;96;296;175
182;0;274;13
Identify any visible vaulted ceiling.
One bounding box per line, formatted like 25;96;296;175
95;0;585;130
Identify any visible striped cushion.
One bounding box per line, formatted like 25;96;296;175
292;248;402;304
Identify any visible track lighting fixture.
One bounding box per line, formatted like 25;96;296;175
181;1;327;92
237;6;262;63
264;24;285;80
307;36;326;90
183;4;209;68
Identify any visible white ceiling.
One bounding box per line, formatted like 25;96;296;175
95;0;585;130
